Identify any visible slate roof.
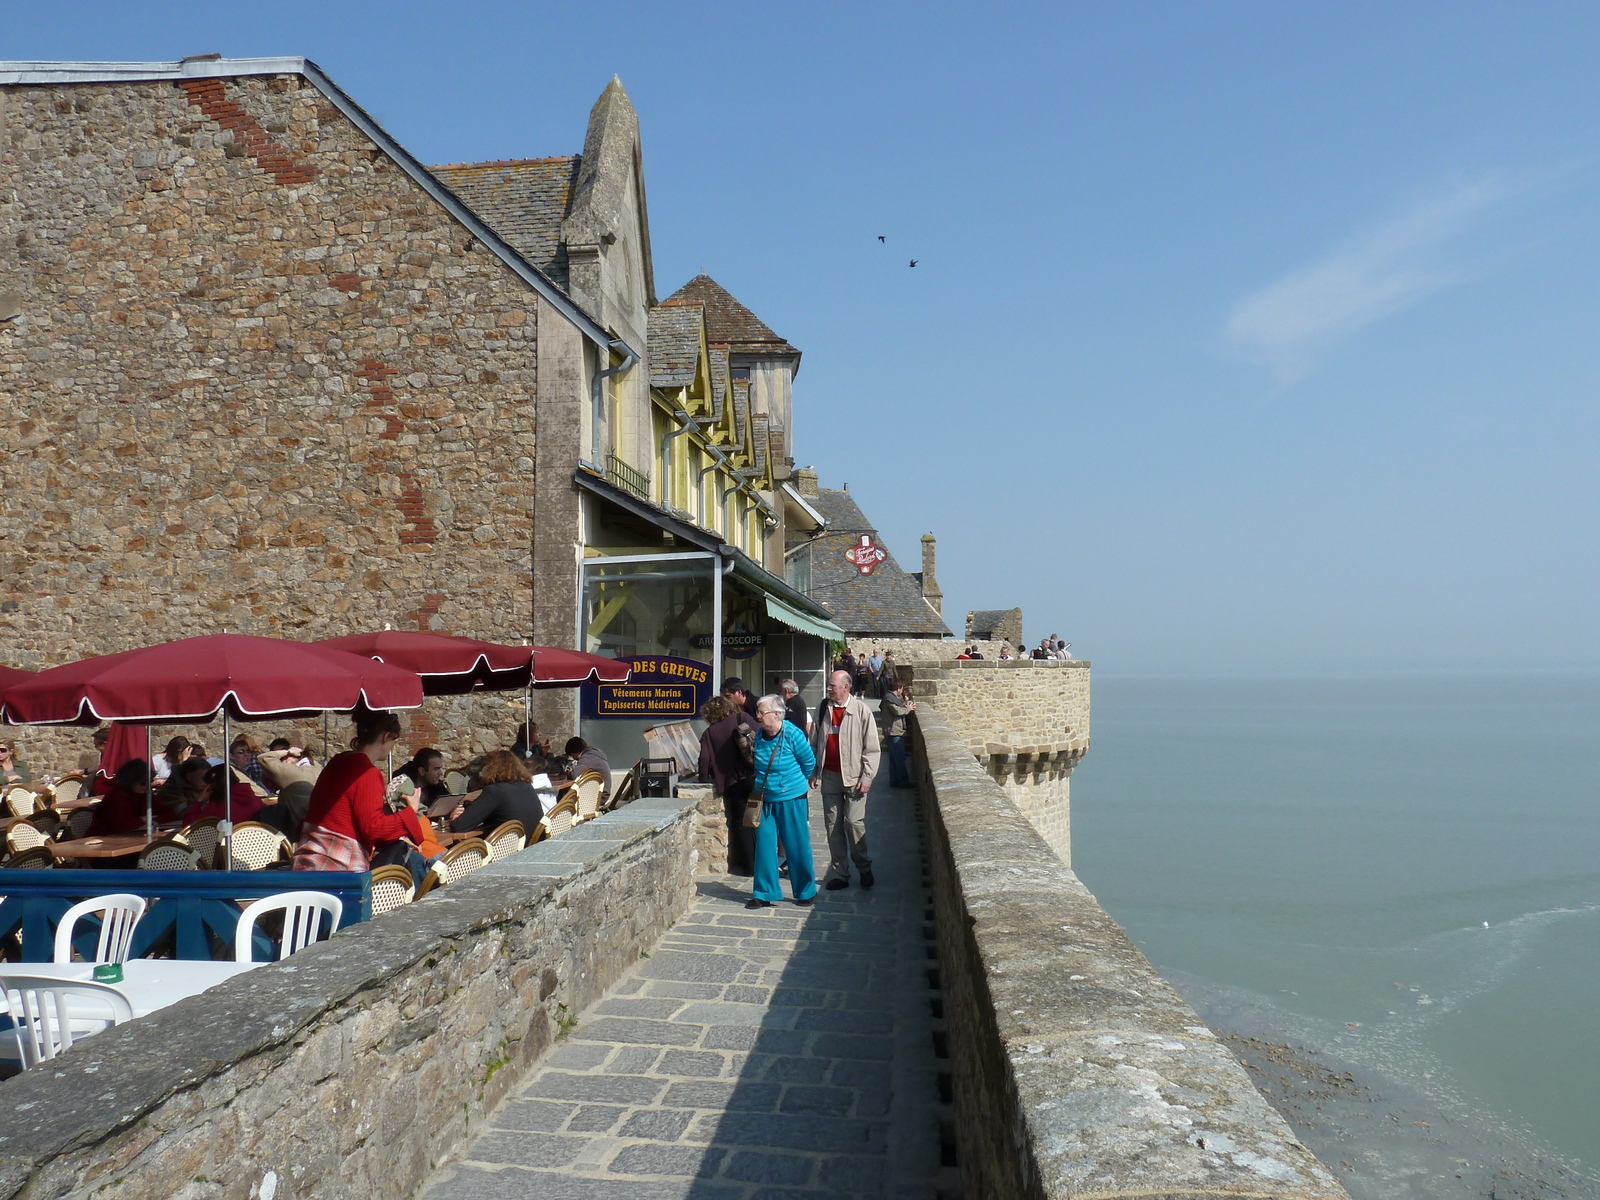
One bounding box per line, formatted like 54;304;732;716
663;275;800;359
430;156;580;292
648;301;703;389
801;488;951;638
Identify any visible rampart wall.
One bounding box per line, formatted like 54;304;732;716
0;796;700;1200
912;706;1348;1200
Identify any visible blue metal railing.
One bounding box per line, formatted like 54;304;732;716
0;870;372;962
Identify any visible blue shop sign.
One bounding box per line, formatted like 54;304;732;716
582;654;713;720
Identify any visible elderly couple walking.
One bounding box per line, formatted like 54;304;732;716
700;672;881;908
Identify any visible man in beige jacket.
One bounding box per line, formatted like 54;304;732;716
809;669;881;889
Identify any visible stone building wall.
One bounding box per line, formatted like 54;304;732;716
841;636;957;665
0;73;566;762
910;659;1089;864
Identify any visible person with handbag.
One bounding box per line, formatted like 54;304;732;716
746;694;819;909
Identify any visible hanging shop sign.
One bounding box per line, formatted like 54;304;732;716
688;605;766;660
582;655;713;720
845;534;887;575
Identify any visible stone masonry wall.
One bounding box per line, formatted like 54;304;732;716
910;659;1088;864
0;795;700;1200
911;707;1349;1200
0;74;561;763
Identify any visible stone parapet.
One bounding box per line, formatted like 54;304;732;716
909;658;1089;863
910;707;1349;1200
0;796;699;1200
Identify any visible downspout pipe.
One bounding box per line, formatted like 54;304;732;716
660;407;699;482
590;338;638;465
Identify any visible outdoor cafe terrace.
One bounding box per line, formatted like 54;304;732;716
0;631;637;1076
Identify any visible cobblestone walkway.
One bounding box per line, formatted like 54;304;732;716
422;773;949;1200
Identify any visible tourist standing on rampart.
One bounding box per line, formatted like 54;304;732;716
748;694;819;908
698;695;759;875
879;680;916;789
810;669;880;890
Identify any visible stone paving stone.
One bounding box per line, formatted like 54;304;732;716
466;1131;591;1167
423;774;941;1200
579;1017;704;1046
658;1049;725;1077
569;1104;627;1132
620;1109;695;1140
608;1046;664;1074
609;1144;725;1177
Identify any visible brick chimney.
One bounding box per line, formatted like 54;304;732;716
793;467;819;498
920;533;943;615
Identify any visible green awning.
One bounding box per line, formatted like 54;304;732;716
765;595;845;641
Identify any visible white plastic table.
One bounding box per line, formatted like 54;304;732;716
1;959;260;1020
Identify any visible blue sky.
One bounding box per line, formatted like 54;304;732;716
11;3;1600;672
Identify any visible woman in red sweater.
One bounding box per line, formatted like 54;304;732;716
293;711;426;872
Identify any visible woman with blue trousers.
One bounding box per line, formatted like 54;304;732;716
749;694;819;908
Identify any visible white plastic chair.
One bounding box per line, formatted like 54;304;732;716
0;974;133;1069
52;894;146;964
234;890;343;962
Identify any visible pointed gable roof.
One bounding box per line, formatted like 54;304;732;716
430;157;580;291
663;275;800;360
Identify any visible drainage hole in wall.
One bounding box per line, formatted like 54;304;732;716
925;945;939;960
937;1070;953;1105
938;1118;959;1167
930;997;944;1020
922;924;936;940
926;968;941;990
932;1030;950;1059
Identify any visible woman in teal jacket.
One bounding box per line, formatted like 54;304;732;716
749;694;819;907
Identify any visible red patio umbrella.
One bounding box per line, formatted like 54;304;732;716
0;634;425;841
532;647;631;688
317;631;533;697
0;634;423;725
0;664;35;689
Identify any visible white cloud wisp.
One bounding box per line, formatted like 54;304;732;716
1226;175;1518;381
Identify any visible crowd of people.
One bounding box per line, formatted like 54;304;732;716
695;672;916;910
961;634;1073;661
12;716;612;887
833;649;900;698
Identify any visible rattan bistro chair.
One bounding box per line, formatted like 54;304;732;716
484;820;526;861
0;974;133;1070
573;771;605;822
539;796;579;840
178;817;224;869
52;894;146;965
414;837;491;899
3;846;54;869
369;865;416;915
226;821;292;871
3;785;40;819
51;776;85;806
5;817;54;857
138;838;198;871
63;808;95;840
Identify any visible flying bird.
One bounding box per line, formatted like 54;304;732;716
877;235;885;243
909;259;918;268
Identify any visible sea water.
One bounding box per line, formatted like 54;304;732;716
1071;673;1600;1179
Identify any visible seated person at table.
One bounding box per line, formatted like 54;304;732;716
254;745;322;840
450;750;546;834
187;763;267;824
565;737;611;804
157;757;214;826
79;726;110;776
0;739;32;786
527;756;560;816
150;736;192;783
229;735;269;790
294;711;429;872
372;776;446;885
511;722;552;761
89;759;155;836
394;747;450;807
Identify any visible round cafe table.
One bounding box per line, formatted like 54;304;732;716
47;835;154;860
